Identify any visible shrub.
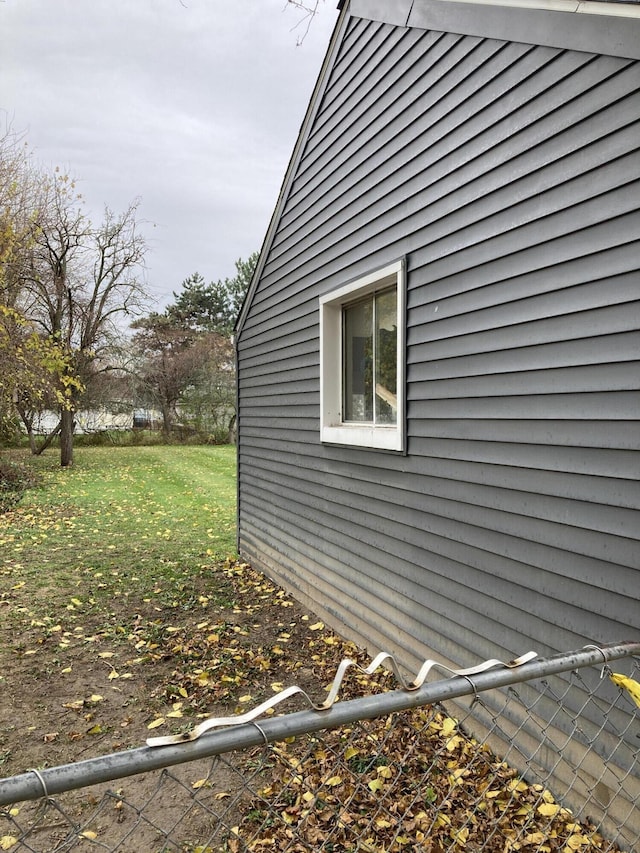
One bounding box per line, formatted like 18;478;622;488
0;459;42;513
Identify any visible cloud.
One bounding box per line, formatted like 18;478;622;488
0;0;338;307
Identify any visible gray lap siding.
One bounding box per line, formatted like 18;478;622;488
237;12;640;673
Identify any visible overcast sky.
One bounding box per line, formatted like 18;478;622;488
0;1;338;309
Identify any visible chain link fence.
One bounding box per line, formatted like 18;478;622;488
1;641;638;852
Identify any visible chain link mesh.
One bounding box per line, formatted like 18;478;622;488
1;655;638;852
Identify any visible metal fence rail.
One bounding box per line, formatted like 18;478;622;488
1;641;639;852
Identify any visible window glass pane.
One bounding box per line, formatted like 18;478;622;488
343;299;373;422
375;288;397;425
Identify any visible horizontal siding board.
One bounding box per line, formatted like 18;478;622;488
407;241;640;316
409;332;640;378
240;482;638;640
239;422;318;439
405;438;640;481
241;436;640;513
237;329;317;363
406;419;639;450
242;429;639;480
237;390;317;407
408;302;640;360
409;361;640;397
240;364;318;388
408;391;640;420
409;267;640;332
241;451;640;554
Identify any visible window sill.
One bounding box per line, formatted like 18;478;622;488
321;424;404;451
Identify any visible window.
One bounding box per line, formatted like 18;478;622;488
320;260;405;451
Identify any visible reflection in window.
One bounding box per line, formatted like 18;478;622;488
343;287;397;425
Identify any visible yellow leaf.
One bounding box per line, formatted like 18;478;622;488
192;778;209;789
179;687;189;698
309;622;324;631
565;835;589;850
451;826;469;846
214;792;231;800
147;718;165;729
80;831;97;840
167;709;183;718
61;667;72;674
89;695;104;703
344;746;360;760
108;669;119;680
609;672;640;708
86;724;104;735
0;837;18;850
98;652;114;659
238;694;252;704
324;775;342;787
537;803;561;817
441;717;457;737
377;765;393;778
523;833;547;845
375;818;393;829
368;778;384;792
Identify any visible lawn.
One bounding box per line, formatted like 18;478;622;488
0;447;241;758
2;445;237;611
0;445;350;771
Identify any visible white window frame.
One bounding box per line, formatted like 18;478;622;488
320;260;405;451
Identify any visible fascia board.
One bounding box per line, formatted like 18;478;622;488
349;0;414;24
408;0;640;59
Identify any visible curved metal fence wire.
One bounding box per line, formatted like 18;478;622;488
1;641;639;853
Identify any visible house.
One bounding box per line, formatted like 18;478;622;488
235;0;639;835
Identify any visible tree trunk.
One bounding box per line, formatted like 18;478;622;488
16;407;38;455
33;420;62;456
161;403;172;436
60;408;74;467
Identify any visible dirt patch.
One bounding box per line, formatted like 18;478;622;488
0;561;358;850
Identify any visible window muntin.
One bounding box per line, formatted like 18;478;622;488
319;260;405;451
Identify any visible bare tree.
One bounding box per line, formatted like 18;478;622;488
21;174;147;465
286;0;324;44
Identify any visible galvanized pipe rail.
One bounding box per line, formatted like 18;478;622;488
1;640;638;807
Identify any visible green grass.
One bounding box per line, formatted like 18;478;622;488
0;445;237;623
